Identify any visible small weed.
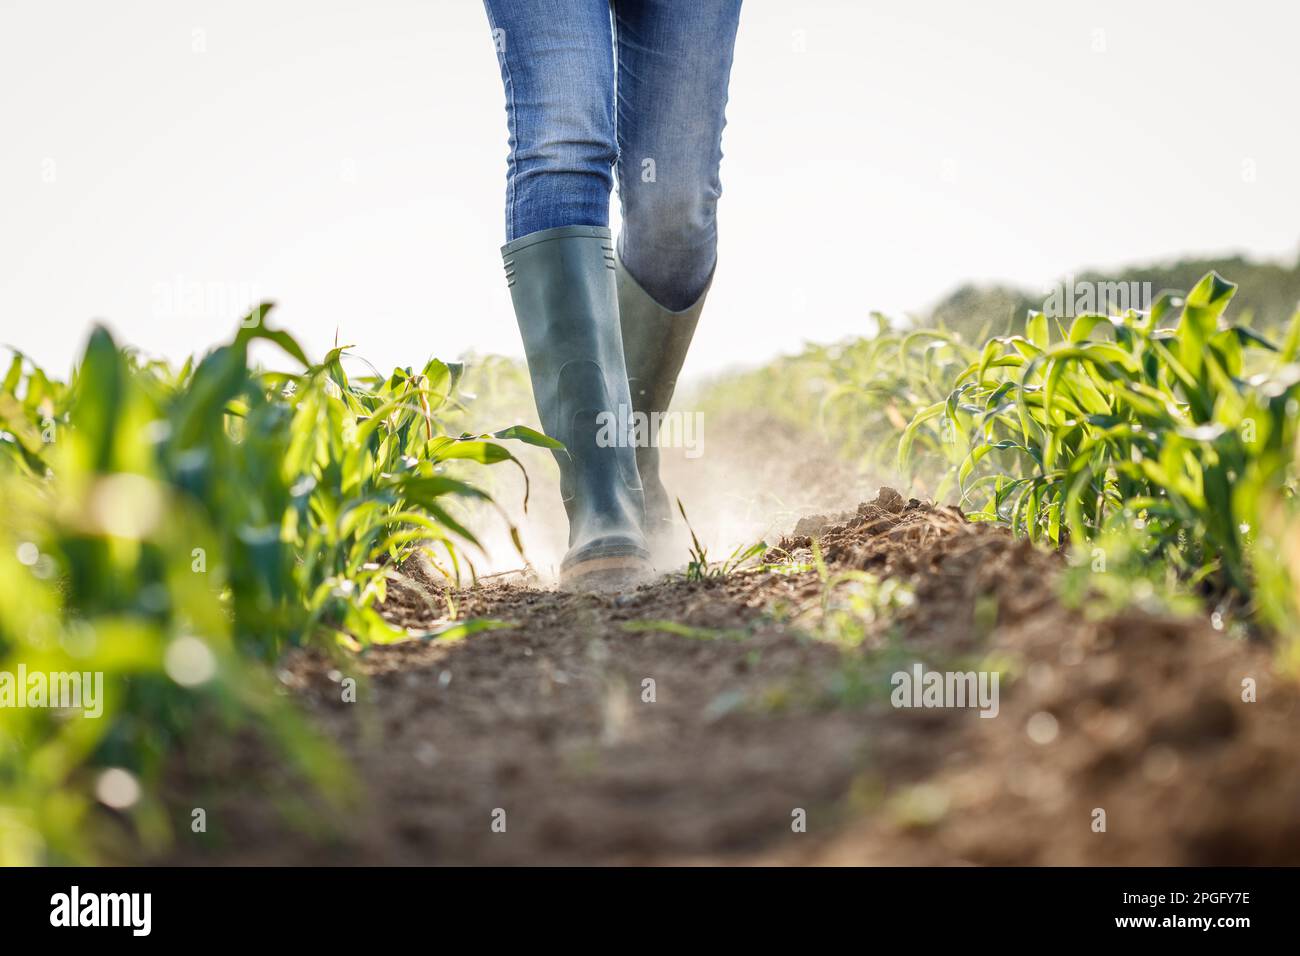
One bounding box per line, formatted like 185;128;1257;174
677;498;766;582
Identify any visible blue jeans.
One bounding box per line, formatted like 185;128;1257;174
483;0;742;310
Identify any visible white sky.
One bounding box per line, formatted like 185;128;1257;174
2;0;1297;381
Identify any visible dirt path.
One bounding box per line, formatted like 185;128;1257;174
167;491;1300;865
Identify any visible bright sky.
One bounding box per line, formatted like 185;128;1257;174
3;0;1297;380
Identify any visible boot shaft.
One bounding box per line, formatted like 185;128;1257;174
616;254;711;417
501;226;646;557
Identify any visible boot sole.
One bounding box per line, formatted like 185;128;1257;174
560;555;653;592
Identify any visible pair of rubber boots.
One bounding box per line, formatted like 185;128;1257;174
501;225;707;590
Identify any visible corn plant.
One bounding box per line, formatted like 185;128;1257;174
693;314;983;492
0;307;547;861
898;272;1300;605
816;316;982;491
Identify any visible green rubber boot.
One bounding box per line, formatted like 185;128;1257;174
615;252;711;568
501;225;652;590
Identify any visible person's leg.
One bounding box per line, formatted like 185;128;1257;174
482;0;617;241
612;0;742;558
613;0;742;309
483;0;651;588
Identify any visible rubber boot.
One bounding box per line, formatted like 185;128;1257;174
501;225;652;590
615;251;711;568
